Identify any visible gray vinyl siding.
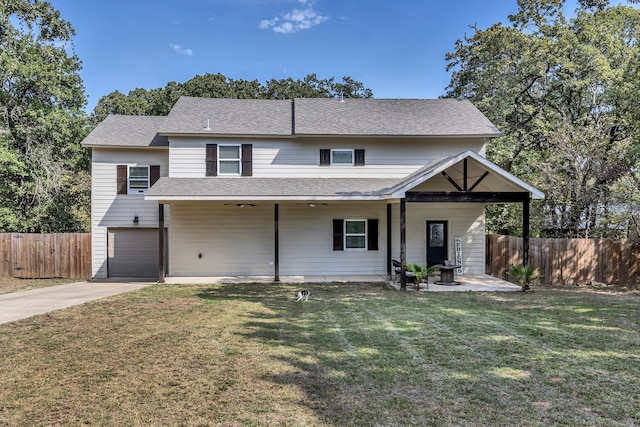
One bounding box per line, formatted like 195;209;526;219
167;201;388;277
390;203;486;274
166;201;484;277
168;137;486;179
90;148;169;278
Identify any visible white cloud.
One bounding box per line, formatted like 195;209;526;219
259;1;328;34
169;43;193;56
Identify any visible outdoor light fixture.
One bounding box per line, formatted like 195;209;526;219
309;203;317;208
133;215;139;224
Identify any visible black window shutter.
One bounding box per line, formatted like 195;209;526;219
367;219;379;251
116;165;127;194
354;149;365;166
333;219;344;251
320;149;330;166
150;165;160;187
206;144;217;176
241;144;253;176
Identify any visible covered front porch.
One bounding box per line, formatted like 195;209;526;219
146;150;544;284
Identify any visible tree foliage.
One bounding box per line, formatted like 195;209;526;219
92;73;373;122
446;0;640;238
0;0;90;232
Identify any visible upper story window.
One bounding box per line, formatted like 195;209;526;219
206;144;252;177
116;165;160;195
320;149;365;166
128;166;149;194
331;149;354;165
219;145;241;175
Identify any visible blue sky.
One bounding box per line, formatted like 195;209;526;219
50;0;578;112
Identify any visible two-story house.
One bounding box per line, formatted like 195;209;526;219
81;97;544;284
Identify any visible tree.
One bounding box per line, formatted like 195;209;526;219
0;0;90;232
446;0;640;238
92;73;373;122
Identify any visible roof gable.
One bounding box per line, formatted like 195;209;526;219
388;150;545;199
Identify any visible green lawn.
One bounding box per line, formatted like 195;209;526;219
0;277;77;295
0;283;638;426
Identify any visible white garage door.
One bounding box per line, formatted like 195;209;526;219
108;228;166;278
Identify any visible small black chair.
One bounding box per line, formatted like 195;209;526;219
392;259;416;284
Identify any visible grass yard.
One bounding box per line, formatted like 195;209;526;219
0;277;77;295
0;283;638;426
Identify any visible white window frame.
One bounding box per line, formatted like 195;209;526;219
128;165;150;194
344;219;367;250
218;144;241;176
331;149;354;165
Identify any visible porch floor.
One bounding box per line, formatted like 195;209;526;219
389;274;521;292
163;274;520;291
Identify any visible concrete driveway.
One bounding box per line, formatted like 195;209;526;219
0;281;153;325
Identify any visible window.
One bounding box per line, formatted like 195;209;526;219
117;165;160;195
320;149;365;166
331;149;354;165
128;166;149;194
332;219;378;251
219;145;241;175
206;144;252;176
345;219;366;249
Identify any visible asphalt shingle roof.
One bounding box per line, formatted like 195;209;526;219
145;177;401;199
160;97;293;135
81;115;168;147
83;97;500;146
293;98;501;136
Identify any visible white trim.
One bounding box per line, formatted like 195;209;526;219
344;218;367;250
389;150;545;200
331;149;354;165
145;195;387;202
128;165;150;195
218;144;241;176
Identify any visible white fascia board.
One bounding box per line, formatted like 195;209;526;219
144;195;387;202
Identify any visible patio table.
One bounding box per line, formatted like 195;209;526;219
434;264;461;285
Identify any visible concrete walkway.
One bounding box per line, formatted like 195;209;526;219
0;281;153;325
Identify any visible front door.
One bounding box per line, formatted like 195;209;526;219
426;221;447;267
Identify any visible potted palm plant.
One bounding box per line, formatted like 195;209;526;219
508;264;541;292
406;263;439;290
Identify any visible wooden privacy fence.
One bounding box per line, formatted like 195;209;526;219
0;233;91;279
486;234;640;286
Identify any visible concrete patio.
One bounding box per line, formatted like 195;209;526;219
164;274;520;291
388;274;521;292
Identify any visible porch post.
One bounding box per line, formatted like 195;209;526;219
386;203;392;278
523;197;530;268
158;203;165;283
400;198;407;290
274;203;280;282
